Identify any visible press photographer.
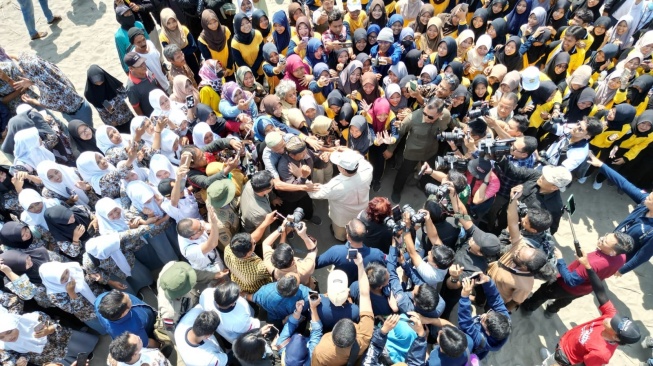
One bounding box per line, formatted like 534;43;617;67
538;116;603;174
489;92;519;123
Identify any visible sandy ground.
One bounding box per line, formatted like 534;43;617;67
1;0;652;364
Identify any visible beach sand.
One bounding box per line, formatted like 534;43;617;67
1;0;651;364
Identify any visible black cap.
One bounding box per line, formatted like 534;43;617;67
127;27;145;44
124;51;144;68
157;178;176;197
610;314;641;344
468;157;492;180
472;227;500;257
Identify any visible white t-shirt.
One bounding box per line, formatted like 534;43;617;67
178;231;225;272
198;288;260;343
136;40;170;90
160;192;202;222
116;348;171;366
174;307;229;366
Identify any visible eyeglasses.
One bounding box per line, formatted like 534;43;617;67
423;111;436;120
510;145;524;154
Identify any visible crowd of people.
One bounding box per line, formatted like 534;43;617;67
2;0;653;364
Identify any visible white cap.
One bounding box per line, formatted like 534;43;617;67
348;0;362;11
521;66;541;91
330;149;363;171
327;270;349;306
542;165;572;189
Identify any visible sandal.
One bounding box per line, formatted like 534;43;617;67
30;31;48;40
47;15;62;25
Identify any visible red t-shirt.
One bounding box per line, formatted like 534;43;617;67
560;301;618;366
558;251;625;296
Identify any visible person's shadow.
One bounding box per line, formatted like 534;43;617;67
66;0;106;27
31;25;81;64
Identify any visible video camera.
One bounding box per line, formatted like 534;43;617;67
477;137;516;160
467;101;491;119
424;182;451;200
433;152;469;172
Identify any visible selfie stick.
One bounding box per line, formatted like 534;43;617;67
563;204;583;257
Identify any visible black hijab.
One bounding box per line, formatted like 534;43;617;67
526;28;552;66
495;36;524;72
234;13;254;44
0;165;16;194
44;205;92;243
607;104;636;130
490;18;507;47
589;17;611;53
353;29;370;55
338;103;355;130
251;9;271;38
68;120;101;153
544;51;570;86
450;85;471;120
632;110;653;137
566;87;595;122
470;75;490;102
404;49;423;75
531;80;558;106
446;61;465;82
84;65;123;109
196;103;226;135
471;8;489;40
586;44;618;74
0;221;33;250
0;248;49;284
547;0;571;31
580;0;604;23
435;37;458;71
628;75;653;107
327;90;347;109
1;109;56;155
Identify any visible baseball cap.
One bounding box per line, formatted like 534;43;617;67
348;0;362;11
472;227;500;257
327;270;349;306
521;66;540;91
377;28;394;43
468;157;492;180
124;51;145;68
159;262;197;300
541;166;572;189
610;314;641;344
265;131;283;148
207;179;236;210
115;5;130;15
330;149;363;171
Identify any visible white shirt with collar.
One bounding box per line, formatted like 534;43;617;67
174;306;229;366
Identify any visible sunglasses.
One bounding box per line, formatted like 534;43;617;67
423;111;436;120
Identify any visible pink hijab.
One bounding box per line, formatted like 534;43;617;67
283;54;311;92
369;98;391;133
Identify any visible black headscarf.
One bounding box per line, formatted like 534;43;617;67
632;110;653;137
234;13;254;44
490;18;508;47
399;75;417;107
68;120;101;153
531;80;558;106
544;51;570;86
435;37;458;71
580;0;604;24
586;44;618;74
495;36;524;72
446;61;465;82
327;90;346;109
471;8;489;41
0;248;49;284
607;104;636;130
0;221;33;250
470;75;490;102
0;166;16;194
353;29;370;55
566;87;595;122
488;0;508;20
547;0;571;31
450;85;471;120
526;28;552;66
1;109;56;155
251;9;270;38
404;49;423;75
115;6;136;30
589;17;611;53
44;205;92;243
84;65;123;109
628;75;653;107
338;103;355;131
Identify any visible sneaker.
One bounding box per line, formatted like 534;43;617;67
577;176;587;184
642;336;653;349
520;306;534;316
592;180;603;190
543;306;556;319
539;347;552;361
309;215;322;225
372;181;381;192
391;191;401;203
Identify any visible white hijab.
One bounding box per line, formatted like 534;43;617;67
126;180;164;217
95;197;130;235
0;308;47;354
96;125;131;154
168;109;189;136
38;262;97;304
192;122;216;149
636;30;653;58
148;154;177;187
148;89;170;117
86;234;132;276
76;152;116;194
13;127;55;172
398;0;422;21
160;129;181;165
18;189;60;230
130;116;154;146
36;161;89;205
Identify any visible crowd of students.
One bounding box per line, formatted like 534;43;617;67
2;0;653;364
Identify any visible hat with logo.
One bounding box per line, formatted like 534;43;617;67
348;0;362;11
468;157;492;180
330;149;363;171
521;66;541;91
610;314;641;344
327;270;349;306
160;262;197;300
124;51;145;68
542;165;572;189
472;228;500;257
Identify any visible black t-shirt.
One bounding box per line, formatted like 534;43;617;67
422;217;460;253
454;226;489;276
358;212;393;253
126;74;159;117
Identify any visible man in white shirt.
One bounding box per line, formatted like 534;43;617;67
198;281;260;343
308;148;373;241
174;307;232;366
108;332;171;366
177;205;228;288
128;27;170;92
158;165;202;222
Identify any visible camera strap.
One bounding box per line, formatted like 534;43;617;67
347;341;360;366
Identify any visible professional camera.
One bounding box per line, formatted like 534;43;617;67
517;202;528;218
218;149;238;161
437;128;466;142
551;115;567;124
433;152;470;172
402;204;426;225
285;207;305;230
424;183;451;199
467;101;491;119
478;137;516;159
384;217;406;237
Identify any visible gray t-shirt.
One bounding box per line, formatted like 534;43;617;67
240;181;272;233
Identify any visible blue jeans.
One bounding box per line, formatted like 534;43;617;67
15;0;54;37
61;99;93;125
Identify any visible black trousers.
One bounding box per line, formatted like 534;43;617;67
521;281;581;313
369;144;387;184
392;154;437;195
278;194;314;220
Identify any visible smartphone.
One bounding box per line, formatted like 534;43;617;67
399;318;416;326
180;153;191;168
186;95;195;109
102;100;113;111
347;248;358;260
468;272;482;281
326;77;339;83
309;290;319;301
274;211;286;221
567;195;576;216
264;325;279;341
302;36;309;43
65;187;74;197
391;205;402;221
76;352;89;366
